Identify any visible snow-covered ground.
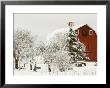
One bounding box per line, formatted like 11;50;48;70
14;62;96;76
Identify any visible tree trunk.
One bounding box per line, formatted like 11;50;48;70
15;58;19;69
30;64;32;70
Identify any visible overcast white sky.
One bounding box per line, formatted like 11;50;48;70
14;13;97;41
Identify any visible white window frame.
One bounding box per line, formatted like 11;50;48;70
89;30;93;35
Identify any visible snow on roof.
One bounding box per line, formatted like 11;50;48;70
46;24;86;41
72;24;86;30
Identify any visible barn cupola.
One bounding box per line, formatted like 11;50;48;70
68;22;74;28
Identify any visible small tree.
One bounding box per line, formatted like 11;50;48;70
53;50;70;72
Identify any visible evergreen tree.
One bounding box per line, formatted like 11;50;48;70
65;27;86;63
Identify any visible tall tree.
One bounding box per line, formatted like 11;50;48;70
65;27;86;63
14;30;34;69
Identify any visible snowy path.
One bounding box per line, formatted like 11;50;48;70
14;62;96;76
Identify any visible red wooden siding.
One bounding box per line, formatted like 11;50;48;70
76;25;97;61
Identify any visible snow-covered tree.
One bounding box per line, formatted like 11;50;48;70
53;50;70;72
14;30;35;69
43;46;70;72
47;31;68;51
34;40;45;56
65;28;86;63
43;32;70;72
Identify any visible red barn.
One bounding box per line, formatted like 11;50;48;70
75;24;97;61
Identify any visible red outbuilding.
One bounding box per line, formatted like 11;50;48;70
75;24;97;61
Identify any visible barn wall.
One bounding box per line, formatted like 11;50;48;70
77;25;97;61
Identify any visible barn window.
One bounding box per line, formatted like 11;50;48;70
89;30;93;35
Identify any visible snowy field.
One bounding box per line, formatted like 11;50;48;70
14;62;96;76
